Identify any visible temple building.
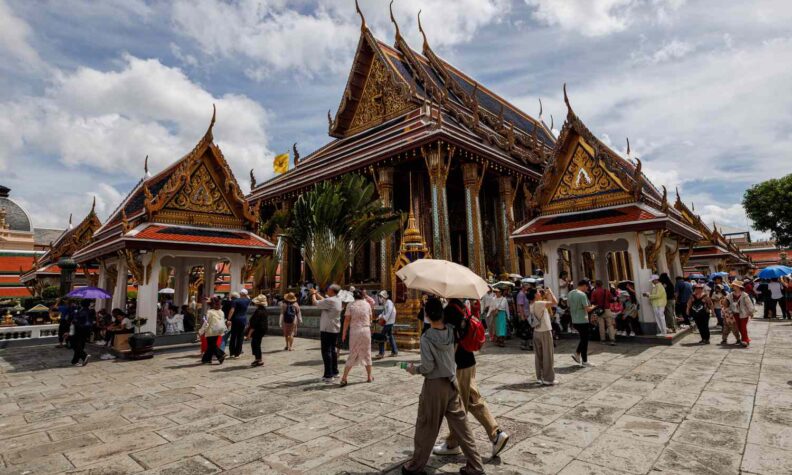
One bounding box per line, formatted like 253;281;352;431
248;6;555;294
511;94;703;335
73;110;274;335
20;199;102;296
0;186;62;298
723;228;787;271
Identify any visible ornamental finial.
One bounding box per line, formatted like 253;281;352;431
675;186;680;203
563;83;573;113
144;155;151;177
249;169;256;189
68;213;73;229
355;0;367;31
538;97;543;121
626;137;631;159
293;143;300;166
206;103;216;141
550;114;554;132
327;109;333;130
418;10;428;50
91;195;96;213
389;0;401;39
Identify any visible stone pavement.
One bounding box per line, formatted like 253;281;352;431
1;318;791;474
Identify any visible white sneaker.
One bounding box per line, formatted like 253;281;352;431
656;333;665;337
582;362;595;367
492;430;510;457
542;380;559;386
536;379;543;384
433;442;463;456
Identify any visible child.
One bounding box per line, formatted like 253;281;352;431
403;297;484;475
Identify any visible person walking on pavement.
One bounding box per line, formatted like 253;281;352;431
433;299;510;459
247;294;268;367
515;283;534;351
727;280;754;347
70;300;95;366
340;290;374;386
659;273;677;333
711;284;725;327
312;284;343;382
200;297;226;364
226;289;251;359
687;283;713;344
532;287;558;384
279;293;301;351
569;280;595;367
675;276;693;326
644;274;668;336
402;297;485;475
375;290;398;359
488;287;510;347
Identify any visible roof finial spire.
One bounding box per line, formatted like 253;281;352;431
675;186;680;202
550;114;554;132
626;137;631;159
293;143;300;166
249;169;256;189
68;213;73;230
144;155;151;178
355;0;367;31
563;83;573;113
418;10;428;50
389;0;401;39
91;195;96;213
538;97;543;121
206;103;216;141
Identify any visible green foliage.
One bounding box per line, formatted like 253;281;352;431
743;174;792;247
285;174;402;288
253;246;281;292
260;207;291;238
42;286;59;299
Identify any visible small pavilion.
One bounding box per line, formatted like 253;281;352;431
20;199;102;296
512;91;702;334
73;110;274;334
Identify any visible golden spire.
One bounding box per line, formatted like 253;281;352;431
90;195;96;214
402;173;425;246
389;0;401;40
417;10;428;50
563;83;573;114
355;0;367;31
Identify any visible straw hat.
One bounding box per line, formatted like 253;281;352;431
731;280;744;289
378;290;389;299
252;294;268;306
284;292;297;303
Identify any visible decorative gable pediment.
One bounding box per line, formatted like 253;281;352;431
329;29;416;138
543;139;632;214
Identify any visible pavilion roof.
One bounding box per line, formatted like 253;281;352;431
29;200;101;270
75;109;270;263
248;8;553;204
673;194;751;264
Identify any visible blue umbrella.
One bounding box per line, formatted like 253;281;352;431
688;273;706;280
67;286;112;299
710;272;729;279
758;265;792;279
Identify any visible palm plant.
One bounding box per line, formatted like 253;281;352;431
285;174;401;289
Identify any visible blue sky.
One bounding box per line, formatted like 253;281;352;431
0;0;790;238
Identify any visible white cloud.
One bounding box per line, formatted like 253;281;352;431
0;0;46;70
170;0;511;79
638;39;694;64
0;55;273;184
525;0;634;37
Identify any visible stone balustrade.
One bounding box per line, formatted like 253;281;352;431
0;324;59;341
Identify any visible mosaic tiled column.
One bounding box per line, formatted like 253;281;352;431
462;162;486;276
376;167;394;290
277;202;291;293
424;144;452;261
498;175;518;273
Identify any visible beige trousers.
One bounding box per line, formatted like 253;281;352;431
597;309;616;341
405;378;484;473
533;330;555;382
445;365;499;446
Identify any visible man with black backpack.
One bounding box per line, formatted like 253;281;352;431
433;298;510;459
71;300;95;366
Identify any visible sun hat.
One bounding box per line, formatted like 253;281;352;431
284;292;297;303
650;274;660;281
240;288;249;295
378;290;389;299
230;291;240;298
731;280;744;289
252;294;268;306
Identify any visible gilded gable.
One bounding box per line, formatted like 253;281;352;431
544;142;633;214
347;56;413;135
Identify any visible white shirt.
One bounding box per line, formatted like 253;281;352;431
380;299;396;325
490;296;510;316
769;282;783;300
532;301;553;332
316;295;343;333
480;293;494;315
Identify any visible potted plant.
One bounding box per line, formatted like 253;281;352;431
127;316;155;359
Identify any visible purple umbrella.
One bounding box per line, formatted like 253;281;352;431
67;286;112;299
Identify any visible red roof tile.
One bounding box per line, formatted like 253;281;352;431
0;287;32;297
131;225;272;249
0;256;36;273
517;206;658;236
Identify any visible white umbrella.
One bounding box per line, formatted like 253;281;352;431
337;289;355;303
396;259;489;299
158;288;175;295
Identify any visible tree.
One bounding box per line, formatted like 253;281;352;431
285;174;401;289
743;174;792;247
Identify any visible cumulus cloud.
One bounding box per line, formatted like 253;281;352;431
524;0;634;37
0;55;273;183
170;0;511;79
0;0;46;70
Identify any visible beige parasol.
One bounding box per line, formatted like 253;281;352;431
395;259;490;299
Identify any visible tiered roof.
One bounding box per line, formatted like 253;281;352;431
513;91;701;243
20;200;101;283
248;3;552;204
74;109;272;263
673;192;751;266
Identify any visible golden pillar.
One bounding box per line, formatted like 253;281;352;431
423;143;453;261
462;162;486;276
498;175;519;273
375;166;395;289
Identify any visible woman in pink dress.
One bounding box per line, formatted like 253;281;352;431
340;290;373;386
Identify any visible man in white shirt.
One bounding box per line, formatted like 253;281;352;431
767;278;789;320
480;287;495;341
375;290;398;359
312;284;343;382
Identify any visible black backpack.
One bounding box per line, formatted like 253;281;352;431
283;303;296;324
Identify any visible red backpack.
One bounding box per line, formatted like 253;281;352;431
451;302;485;352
